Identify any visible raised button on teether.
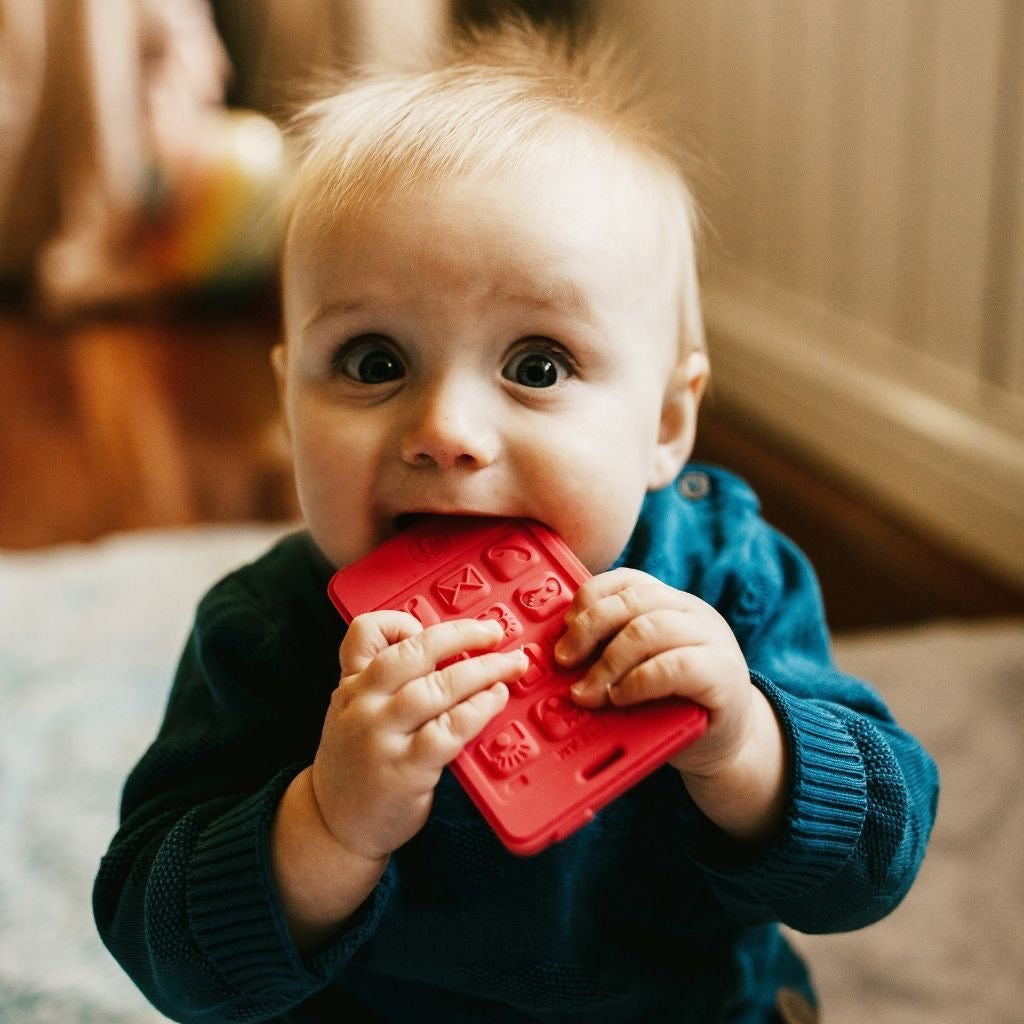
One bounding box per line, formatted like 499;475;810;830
531;692;590;741
510;643;549;695
407;528;451;563
433;564;491;613
515;573;571;621
475;603;523;644
477;720;540;777
402;594;440;627
484;536;540;581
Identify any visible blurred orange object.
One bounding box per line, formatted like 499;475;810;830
140;109;287;291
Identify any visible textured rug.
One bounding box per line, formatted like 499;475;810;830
1;526;1020;1023
788;617;1024;1024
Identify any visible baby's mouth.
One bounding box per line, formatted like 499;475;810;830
393;513;429;532
389;511;513;536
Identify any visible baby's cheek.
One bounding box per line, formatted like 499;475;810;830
520;410;649;569
294;466;372;567
573;495;647;575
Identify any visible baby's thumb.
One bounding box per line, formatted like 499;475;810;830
338;609;423;675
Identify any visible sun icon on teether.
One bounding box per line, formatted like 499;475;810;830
478;721;539;776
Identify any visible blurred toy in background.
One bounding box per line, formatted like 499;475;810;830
0;0;287;316
137;108;285;296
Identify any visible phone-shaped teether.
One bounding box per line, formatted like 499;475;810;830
328;516;707;855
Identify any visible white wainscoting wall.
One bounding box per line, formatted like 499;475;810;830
598;0;1024;586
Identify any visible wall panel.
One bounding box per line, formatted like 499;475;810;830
597;0;1024;584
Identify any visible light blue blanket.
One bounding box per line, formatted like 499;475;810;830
0;525;289;1023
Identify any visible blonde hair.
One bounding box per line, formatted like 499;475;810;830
284;21;705;356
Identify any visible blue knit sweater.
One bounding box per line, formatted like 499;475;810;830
94;465;939;1023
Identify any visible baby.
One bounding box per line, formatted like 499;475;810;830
95;23;939;1024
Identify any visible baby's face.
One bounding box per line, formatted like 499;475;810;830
276;165;704;573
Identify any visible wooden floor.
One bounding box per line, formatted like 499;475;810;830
0;294;296;548
2;291;1021;631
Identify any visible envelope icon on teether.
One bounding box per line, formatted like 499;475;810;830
433;564;491;612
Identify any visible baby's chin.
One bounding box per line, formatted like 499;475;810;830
576;550;618;577
540;527;620;577
310;531;379;572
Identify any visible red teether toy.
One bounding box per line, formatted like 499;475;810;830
328;516;707;855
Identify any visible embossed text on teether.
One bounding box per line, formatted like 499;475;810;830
554;717;610;761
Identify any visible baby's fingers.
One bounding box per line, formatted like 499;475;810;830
570;608;695;706
352;617;505;694
340;610;423;675
581;644;720;709
408;679;512;770
557;577;698;667
391;648;528;733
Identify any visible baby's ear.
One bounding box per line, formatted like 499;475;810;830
648;350;709;490
270;343;291;442
270;343;287;394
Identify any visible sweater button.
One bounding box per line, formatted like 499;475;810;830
775;987;818;1024
678;471;710;500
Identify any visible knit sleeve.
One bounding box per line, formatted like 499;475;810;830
691;521;940;935
93;562;391;1022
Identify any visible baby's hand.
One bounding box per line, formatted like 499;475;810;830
558;568;750;774
311;612;528;862
558;568;786;843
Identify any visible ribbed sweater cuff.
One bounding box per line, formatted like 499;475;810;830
187;766;393;1001
696;672;868;901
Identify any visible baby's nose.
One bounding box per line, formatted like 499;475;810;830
399;383;499;470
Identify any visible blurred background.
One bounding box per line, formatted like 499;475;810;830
1;5;1022;1024
1;0;1022;628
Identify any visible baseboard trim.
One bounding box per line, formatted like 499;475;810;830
702;269;1024;589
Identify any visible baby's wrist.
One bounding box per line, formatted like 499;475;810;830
305;765;392;868
271;769;389;953
679;689;789;847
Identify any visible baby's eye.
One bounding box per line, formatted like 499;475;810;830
502;343;573;389
332;335;405;384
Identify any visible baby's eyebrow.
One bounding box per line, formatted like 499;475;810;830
301;277;600;333
495;277;599;324
302;297;373;332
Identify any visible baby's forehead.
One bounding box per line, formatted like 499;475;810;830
285;165;674;314
287;139;676;264
281;125;700;359
275;28;705;360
